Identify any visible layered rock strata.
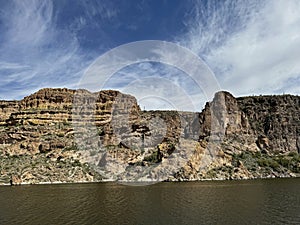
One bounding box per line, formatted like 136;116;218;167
0;88;299;184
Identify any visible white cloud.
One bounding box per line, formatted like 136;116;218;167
2;1;53;47
0;0;98;99
0;62;30;70
102;62;208;111
179;0;300;97
2;0;299;112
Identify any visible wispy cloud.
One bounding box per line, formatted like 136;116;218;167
102;62;206;111
1;0;299;111
178;0;300;96
0;0;78;99
0;0;117;100
101;0;300;111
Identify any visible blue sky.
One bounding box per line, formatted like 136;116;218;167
0;0;300;110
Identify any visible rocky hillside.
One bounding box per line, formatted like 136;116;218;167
174;92;300;181
0;88;299;184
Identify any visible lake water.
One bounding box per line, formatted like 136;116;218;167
0;178;299;225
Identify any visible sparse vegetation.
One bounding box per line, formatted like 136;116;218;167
143;151;162;163
1;88;300;183
231;151;300;175
0;151;102;184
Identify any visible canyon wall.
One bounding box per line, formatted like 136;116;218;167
0;88;299;184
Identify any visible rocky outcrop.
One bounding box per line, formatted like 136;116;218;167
0;88;139;184
237;94;300;153
0;100;19;125
0;88;299;184
174;92;299;181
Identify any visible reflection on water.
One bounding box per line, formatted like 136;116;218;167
0;178;299;225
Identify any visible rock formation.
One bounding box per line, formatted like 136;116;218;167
0;88;299;184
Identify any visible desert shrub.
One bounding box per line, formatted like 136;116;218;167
63;144;79;151
72;159;81;167
276;156;290;167
143;151;161;163
258;158;280;171
288;151;298;157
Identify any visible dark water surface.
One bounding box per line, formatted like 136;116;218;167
0;178;299;225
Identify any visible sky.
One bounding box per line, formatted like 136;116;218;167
0;0;300;111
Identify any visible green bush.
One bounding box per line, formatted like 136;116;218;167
143;151;160;163
72;159;81;167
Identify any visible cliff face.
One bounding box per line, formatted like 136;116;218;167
0;88;139;184
237;95;300;153
0;88;299;184
174;92;300;181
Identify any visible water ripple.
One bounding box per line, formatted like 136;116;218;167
0;179;299;225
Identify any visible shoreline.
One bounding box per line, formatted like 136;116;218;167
1;175;299;186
